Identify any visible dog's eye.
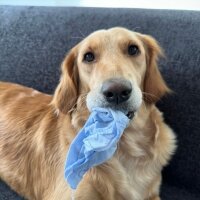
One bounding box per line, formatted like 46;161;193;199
128;45;140;56
83;52;95;62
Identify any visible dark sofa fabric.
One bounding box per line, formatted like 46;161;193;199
0;6;200;199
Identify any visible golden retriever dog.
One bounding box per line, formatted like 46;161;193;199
0;27;176;200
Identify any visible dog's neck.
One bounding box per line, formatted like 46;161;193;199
117;103;162;162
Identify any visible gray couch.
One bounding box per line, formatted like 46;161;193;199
0;6;200;200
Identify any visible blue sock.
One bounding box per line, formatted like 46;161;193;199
64;107;130;189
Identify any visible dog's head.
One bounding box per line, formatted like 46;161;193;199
52;27;170;118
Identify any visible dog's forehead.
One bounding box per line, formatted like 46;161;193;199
82;28;140;45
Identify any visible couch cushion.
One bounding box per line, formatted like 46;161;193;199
161;184;200;200
0;180;24;200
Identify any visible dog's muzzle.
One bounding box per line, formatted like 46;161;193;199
101;78;132;104
101;78;135;119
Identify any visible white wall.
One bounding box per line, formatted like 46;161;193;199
0;0;200;11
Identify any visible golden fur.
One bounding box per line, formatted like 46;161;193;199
0;27;176;200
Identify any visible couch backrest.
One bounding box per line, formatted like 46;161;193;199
0;6;200;194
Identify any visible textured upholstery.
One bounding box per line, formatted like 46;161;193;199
0;6;200;199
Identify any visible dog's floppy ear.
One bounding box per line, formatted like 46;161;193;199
52;47;79;114
141;34;171;103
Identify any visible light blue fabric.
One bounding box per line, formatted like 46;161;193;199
64;107;130;189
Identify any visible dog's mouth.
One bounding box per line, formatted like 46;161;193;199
86;90;141;120
126;111;135;119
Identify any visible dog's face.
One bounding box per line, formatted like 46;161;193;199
78;28;146;117
52;27;170;118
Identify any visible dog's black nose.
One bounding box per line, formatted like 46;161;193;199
101;78;132;104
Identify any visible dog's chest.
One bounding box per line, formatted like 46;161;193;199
114;131;157;199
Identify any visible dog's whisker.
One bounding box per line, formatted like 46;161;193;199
142;91;159;99
68;94;88;114
71;36;84;39
132;26;141;31
78;29;86;38
141;101;148;112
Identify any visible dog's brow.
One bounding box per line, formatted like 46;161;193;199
83;45;99;52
